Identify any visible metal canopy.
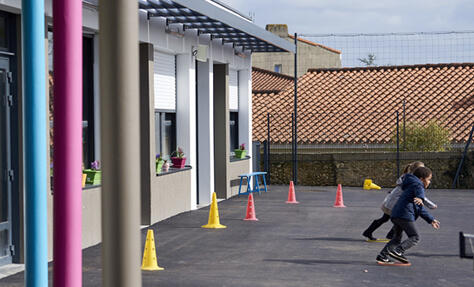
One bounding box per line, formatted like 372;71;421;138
139;0;295;53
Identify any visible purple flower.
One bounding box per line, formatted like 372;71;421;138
91;160;100;170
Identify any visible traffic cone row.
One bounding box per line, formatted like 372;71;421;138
143;181;350;271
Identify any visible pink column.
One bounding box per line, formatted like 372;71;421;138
52;0;82;286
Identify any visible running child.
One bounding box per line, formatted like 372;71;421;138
376;166;440;264
362;161;437;241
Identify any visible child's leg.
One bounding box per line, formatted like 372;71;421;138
379;223;403;257
363;213;391;239
386;225;395;239
391;218;419;253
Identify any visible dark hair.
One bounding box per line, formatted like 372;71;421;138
402;161;424;174
413;166;432;179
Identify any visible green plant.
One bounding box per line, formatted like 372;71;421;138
171;147;185;158
392;120;451;152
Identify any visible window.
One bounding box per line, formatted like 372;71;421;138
274;64;282;73
230;112;238;152
153;51;177;162
155;112;176;160
229;69;238;111
0;15;7;50
48;32;97;186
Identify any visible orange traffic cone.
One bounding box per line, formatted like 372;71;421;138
333;184;346;208
286;181;299;204
244;193;258;221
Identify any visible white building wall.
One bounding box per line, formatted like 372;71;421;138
138;11;251;209
176;53;197;210
238;68;253;174
93;34;101;161
197;60;214;206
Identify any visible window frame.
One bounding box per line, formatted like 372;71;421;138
274;64;282;73
154;109;177;161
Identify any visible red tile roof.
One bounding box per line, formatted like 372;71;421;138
253;63;474;144
252;67;294;93
288;35;342;54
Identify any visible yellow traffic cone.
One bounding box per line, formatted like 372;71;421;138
141;229;164;271
363;179;373;190
202;192;227;229
370;182;382;190
363;179;382;190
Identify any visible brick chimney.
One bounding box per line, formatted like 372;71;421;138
265;24;288;38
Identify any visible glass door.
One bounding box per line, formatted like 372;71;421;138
0;57;12;265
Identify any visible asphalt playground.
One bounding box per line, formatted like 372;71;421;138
1;185;474;286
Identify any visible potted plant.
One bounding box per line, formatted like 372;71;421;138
162;160;170;172
156;154;164;174
171;147;186;168
234;143;247;159
83;160;102;185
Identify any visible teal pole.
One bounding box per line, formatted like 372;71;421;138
22;0;48;286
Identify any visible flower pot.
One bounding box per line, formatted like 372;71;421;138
234;149;247;159
163;162;170;172
83;169;102;185
171;157;186;168
156;159;164;174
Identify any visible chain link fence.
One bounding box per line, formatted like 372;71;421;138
254;109;473;189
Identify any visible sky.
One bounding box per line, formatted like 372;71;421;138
220;0;474;67
220;0;474;34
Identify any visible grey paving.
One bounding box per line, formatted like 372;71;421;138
1;185;474;286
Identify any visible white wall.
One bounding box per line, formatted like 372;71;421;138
138;10;251;208
196;60;214;206
93;34;101;161
238;68;253;174
176;53;197;210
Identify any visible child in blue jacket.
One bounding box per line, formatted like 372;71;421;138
362;161;437;241
376;166;440;264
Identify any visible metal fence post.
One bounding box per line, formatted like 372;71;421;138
291;113;294;182
402;99;406;151
452;123;474;188
252;141;261;172
396;111;400;179
267;113;271;184
263;140;268;178
293;33;298;185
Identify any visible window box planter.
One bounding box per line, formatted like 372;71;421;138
234;149;247;159
171;157;186;169
83;169;102;185
156;159;164;174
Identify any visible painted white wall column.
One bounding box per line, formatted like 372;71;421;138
196;60;214;206
238;68;252;173
177;53;197;210
93;34;101;161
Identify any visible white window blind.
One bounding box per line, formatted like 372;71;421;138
229;69;239;111
154;51;176;110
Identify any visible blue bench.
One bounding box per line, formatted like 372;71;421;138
238;171;267;196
